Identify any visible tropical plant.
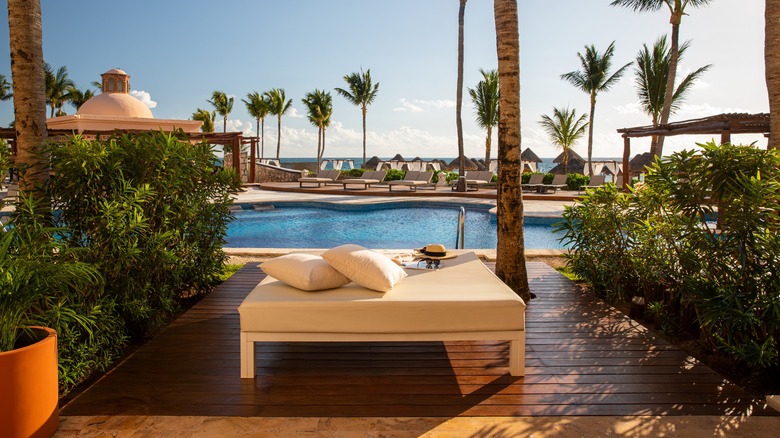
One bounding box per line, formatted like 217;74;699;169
45;131;241;339
44;62;75;117
610;0;713;157
0;74;12;101
335;68;379;167
208;90;234;132
67;85;95;110
264;88;293;160
493;0;530;302
192;108;215;133
242;91;270;159
468;68;499;166
302;89;333;167
7;0;49;196
561;41;631;176
767;0;780;150
0;198;103;353
538;107;588;175
560;141;780;376
634;36;710;152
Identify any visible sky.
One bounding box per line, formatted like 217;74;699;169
0;0;768;160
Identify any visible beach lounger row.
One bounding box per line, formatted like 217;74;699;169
298;170;342;188
387;171;434;191
342;170;387;190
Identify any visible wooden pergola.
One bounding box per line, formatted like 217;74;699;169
1;128;256;182
616;113;770;190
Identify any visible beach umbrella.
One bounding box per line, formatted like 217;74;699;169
549;156;586;175
364;155;380;170
521;148;542;163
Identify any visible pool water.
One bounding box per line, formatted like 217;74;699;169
226;203;567;249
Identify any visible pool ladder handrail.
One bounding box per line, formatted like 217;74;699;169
456;206;465;249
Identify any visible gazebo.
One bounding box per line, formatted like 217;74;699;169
616;113;770;190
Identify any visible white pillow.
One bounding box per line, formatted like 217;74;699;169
260;253;351;291
322;244;407;292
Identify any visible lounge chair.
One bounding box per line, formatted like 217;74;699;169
580;175;606;193
342;170;387;190
455;171;493;191
298;170;340;188
521;174;544;193
539;174;568;193
387;171;434;192
238;251;526;379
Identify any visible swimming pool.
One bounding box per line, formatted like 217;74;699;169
226;202;567;249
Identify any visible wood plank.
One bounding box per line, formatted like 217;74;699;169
60;261;777;417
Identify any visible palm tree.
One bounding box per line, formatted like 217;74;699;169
302;90;333;168
469;68;499;165
493;0;530;302
538;107;588;175
8;0;49;195
208;91;234;132
634;36;710;151
610;0;713;157
335;68;379;167
242;91;270;159
44;62;75;117
455;0;468;191
67;85;95;110
0;74;12;101
264;88;293;160
767;0;780;150
561;41;631;176
192;108;215;133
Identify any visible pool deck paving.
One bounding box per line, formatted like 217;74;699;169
31;185;780;435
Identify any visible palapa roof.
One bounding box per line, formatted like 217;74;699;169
364;156;380;168
629;152;655;172
389;153;406;161
521;148;542;162
553;149;584;163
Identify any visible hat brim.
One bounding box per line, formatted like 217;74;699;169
415;250;458;260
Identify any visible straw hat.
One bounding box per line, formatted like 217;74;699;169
415;244;457;260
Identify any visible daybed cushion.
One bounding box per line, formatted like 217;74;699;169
322;244;407;292
239;252;526;334
260;253;351;291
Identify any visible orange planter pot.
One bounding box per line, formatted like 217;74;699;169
0;327;59;438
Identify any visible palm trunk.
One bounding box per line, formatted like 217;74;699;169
656;12;682;157
276;114;282;160
493;0;530;301
361;106;367;168
255;118;260;160
223;116;227;133
484;126;492;166
455;0;467;192
260;118;265;159
563;150;569;175
316;126;322;169
767;0;780;150
587;93;596;176
8;0;49;197
321;126;327;165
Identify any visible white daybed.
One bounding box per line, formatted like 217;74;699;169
238;252;527;378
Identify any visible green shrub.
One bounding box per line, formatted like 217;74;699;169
566;173;590;190
45;131;241;340
560;141;780;376
342;168;364;178
385;169;405;181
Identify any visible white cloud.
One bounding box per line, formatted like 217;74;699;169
613;102;643;115
393;98;455;112
287;107;304;118
129;90;157;109
225;118;253;136
676;102;749;118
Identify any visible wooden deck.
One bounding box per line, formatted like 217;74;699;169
61;261;775;417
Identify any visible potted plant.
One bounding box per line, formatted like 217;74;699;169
0;197;102;438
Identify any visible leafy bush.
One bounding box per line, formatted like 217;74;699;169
385;169;405;181
342;168;364;178
44;131;240;340
566;173;590;190
559;142;780;377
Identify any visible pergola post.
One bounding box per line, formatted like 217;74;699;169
232;136;241;181
622;136;630;192
720;129;731;145
249;137;256;183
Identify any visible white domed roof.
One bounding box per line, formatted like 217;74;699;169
77;93;153;118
